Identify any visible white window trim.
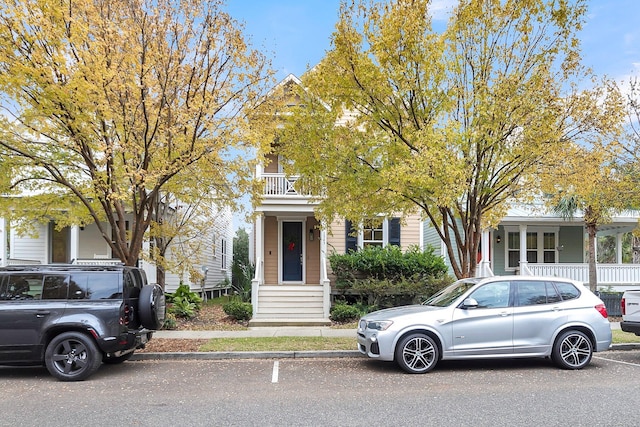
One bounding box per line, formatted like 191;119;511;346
358;218;390;249
503;226;559;272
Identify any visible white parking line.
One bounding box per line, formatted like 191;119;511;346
594;355;640;367
272;361;279;383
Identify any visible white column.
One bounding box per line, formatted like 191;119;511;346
617;233;623;264
477;229;493;277
0;218;6;266
251;214;264;316
69;225;80;263
519;224;531;275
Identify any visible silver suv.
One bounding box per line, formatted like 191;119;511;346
357;276;612;373
0;264;165;381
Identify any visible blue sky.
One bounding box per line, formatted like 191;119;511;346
226;0;640;85
225;0;640;230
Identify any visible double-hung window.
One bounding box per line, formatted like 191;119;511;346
505;227;558;270
345;218;401;251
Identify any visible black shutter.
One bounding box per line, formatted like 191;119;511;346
389;218;401;246
345;220;358;252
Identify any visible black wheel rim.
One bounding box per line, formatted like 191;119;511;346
50;339;90;376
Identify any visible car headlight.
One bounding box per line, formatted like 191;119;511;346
366;320;393;331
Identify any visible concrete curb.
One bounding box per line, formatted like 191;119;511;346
132;350;363;361
131;344;640;361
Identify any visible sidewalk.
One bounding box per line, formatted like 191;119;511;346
155;322;620;339
153;326;356;339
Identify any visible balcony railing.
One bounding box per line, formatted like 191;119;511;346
527;263;640;285
262;173;313;197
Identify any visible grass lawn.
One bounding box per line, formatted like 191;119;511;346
199;336;356;352
612;329;640;344
192;330;639;352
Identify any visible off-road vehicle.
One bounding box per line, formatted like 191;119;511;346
0;264;165;381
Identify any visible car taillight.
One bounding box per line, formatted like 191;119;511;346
595;303;608;319
621;298;626;316
120;304;132;326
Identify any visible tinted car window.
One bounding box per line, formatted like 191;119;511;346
516;281;551;306
3;274;43;300
42;275;69;300
468;281;510;308
515;281;564;306
0;275;7;300
123;270;140;298
69;272;121;300
546;282;562;303
555;281;580;301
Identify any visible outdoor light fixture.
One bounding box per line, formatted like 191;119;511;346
309;228;314;241
496;234;501;244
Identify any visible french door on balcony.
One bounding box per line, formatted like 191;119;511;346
282;221;303;282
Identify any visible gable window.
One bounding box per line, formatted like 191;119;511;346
346;218;401;251
506;228;558;270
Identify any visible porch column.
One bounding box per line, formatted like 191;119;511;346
70;225;80;263
320;225;331;319
251;214;264;316
0;217;6;266
617;233;624;264
477;229;493;277
519;225;532;275
141;238;157;284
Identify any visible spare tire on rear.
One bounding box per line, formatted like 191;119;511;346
138;284;166;330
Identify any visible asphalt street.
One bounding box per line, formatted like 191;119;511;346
2;349;639;427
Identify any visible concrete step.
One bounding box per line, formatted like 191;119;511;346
248;318;332;327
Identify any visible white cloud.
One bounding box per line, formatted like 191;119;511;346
430;0;457;21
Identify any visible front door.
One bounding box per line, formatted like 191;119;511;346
282;222;303;282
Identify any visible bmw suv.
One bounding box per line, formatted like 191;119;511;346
0;264;165;381
357;276;612;373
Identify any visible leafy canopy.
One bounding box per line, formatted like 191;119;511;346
280;0;624;278
0;0;274;265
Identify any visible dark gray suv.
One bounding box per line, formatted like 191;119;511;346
0;264;165;381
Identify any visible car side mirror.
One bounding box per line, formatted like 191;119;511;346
462;298;478;309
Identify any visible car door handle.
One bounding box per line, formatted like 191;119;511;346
35;310;51;318
499;311;511;317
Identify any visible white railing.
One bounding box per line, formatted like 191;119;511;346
251;257;263;316
6;258;41;265
262;173;311;197
73;258;123;265
527;263;640;285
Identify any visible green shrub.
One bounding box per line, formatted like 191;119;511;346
162;313;177;330
329;245;448;285
329;245;453;308
166;283;203;319
330;303;362;323
223;300;253;321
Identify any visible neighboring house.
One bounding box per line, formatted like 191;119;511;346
0;204;234;295
251;74;424;326
425;202;640;290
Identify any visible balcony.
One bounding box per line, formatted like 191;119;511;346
261;173;314;197
527;263;640;286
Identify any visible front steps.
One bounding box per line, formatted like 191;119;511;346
249;284;331;327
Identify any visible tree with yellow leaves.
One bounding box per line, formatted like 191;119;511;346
541;143;630;291
280;0;624;278
0;0;274;277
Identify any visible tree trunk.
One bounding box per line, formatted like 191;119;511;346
633;236;640;264
586;221;598;292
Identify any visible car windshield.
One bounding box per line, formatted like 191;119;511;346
423;279;479;307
